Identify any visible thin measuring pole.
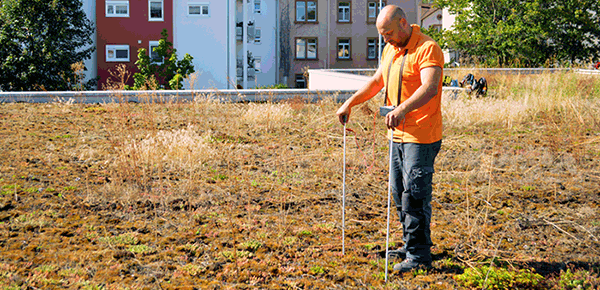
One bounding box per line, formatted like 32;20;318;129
342;118;347;256
384;134;394;283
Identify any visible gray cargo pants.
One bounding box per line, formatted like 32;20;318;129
390;140;441;262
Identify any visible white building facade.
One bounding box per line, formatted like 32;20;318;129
81;0;97;86
173;1;232;89
441;8;458;64
420;0;458;65
173;0;278;89
235;0;279;89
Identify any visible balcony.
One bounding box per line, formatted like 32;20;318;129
236;27;243;41
236;58;256;80
235;22;255;42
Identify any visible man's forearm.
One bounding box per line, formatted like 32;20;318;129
343;77;384;108
395;85;435;116
337;66;384;124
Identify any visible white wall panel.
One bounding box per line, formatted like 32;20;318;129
174;1;230;89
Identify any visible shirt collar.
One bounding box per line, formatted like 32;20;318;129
394;24;421;53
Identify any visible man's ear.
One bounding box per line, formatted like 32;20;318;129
399;17;409;28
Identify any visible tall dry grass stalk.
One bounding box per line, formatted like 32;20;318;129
443;71;600;128
243;103;292;130
437;71;600;265
119;125;215;173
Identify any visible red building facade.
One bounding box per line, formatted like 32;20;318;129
96;0;173;88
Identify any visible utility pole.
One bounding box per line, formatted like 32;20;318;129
378;0;383;67
243;0;248;89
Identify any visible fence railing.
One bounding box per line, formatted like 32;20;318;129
308;67;599;90
0;89;356;104
314;67;600;76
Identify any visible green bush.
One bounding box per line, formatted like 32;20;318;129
255;84;289;89
133;29;194;90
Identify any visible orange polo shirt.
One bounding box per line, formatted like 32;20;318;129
382;25;444;144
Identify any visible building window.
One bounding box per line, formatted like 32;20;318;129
367;39;377;60
254;0;261;14
296;1;317;23
367;38;385;60
338;1;351;23
254;56;262;73
149;41;162;63
106;45;130;62
188;2;209;17
149;0;163;21
106;1;129;17
367;1;384;22
296;37;317;60
254;28;262;44
338;38;351;59
295;74;306;88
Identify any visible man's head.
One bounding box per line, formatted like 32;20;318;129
376;5;412;49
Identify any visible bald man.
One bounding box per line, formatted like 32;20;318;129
336;5;444;273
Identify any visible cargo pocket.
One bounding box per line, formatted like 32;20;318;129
409;166;435;200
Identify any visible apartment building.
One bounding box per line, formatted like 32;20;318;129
96;0;173;89
279;0;419;88
233;0;280;89
88;0;278;89
420;1;442;31
173;0;279;89
83;0;421;89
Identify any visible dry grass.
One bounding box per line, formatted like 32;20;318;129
443;70;600;128
0;71;599;289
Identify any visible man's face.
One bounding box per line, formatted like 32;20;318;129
377;18;410;49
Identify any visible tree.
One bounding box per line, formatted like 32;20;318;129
421;26;446;50
0;0;95;91
436;0;600;67
544;0;600;65
133;29;194;90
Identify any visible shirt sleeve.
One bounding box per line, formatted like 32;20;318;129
418;41;444;70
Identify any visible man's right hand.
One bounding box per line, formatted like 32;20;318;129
336;105;351;125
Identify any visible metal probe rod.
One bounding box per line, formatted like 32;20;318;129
384;133;393;283
342;116;347;256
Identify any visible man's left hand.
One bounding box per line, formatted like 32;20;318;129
385;107;405;129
